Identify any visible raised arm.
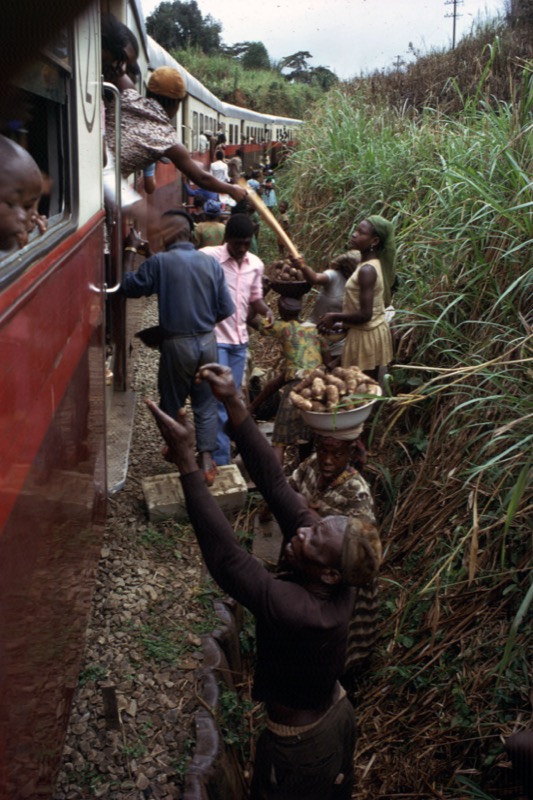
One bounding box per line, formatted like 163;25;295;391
290;255;330;287
197;365;315;537
144;401;285;613
165;143;247;204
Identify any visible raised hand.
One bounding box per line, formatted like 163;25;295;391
144;400;197;473
195;363;238;401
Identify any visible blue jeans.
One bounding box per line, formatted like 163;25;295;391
213;342;248;465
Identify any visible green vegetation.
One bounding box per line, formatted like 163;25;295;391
78;663;108;686
147;1;338;115
150;5;531;795
278;34;532;800
173;736;195;781
217;685;261;765
169;46;326;117
138;520;192;559
146;0;222;53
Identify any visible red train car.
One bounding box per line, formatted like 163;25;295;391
0;3;302;796
0;4;110;795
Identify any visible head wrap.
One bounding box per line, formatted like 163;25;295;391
225;213;255;240
147;67;186;100
204;199;222;217
340;515;381;585
367;215;397;307
278;296;301;314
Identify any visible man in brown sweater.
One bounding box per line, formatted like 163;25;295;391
146;364;380;799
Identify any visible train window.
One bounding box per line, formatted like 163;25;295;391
1;34;73;287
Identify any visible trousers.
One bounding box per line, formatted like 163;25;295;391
213;342;248;465
250;696;357;799
158;331;218;453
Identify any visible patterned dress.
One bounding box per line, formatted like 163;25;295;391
193;221;226;248
257;319;324;446
105;89;177;178
289;455;381;673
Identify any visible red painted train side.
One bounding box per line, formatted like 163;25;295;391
0;218;107;796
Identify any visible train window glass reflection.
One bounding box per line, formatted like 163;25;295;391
1;40;73;278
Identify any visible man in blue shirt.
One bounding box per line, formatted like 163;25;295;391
122;210;235;484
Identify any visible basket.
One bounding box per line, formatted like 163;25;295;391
297;385;382;432
269;279;311;298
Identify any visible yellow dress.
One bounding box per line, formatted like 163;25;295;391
341;258;393;370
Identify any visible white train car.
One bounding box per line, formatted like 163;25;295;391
146;36;303;169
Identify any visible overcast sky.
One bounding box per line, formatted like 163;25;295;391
141;0;504;80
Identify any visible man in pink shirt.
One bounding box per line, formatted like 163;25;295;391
201;214;272;465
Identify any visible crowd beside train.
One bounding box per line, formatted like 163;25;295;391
99;24;396;786
0;77;395;798
0;12;396;794
2;8;532;800
126;180;396;799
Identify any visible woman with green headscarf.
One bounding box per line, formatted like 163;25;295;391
317;216;396;378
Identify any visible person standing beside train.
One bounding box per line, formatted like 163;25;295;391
209;150;229;183
121;210;235;485
145;364;381;800
200;214;273;466
192;199;226;248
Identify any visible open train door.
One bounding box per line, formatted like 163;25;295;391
100;0;148;494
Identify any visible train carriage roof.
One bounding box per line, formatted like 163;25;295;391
222;102;303;128
147;36;303;129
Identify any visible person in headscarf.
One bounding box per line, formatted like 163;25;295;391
193;199;225;248
317;216;396;379
103;48;246;205
289;428;381;686
366;214;397;307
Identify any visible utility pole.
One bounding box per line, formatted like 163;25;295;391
393;54;405;71
444;0;463;49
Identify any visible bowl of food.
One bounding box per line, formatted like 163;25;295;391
289;367;382;432
269;279;311;298
268;259;311;298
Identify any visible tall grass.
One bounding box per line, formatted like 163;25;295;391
280;54;533;798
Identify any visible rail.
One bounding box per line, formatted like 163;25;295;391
103;82;123;294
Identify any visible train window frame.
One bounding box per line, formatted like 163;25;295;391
0;42;77;291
